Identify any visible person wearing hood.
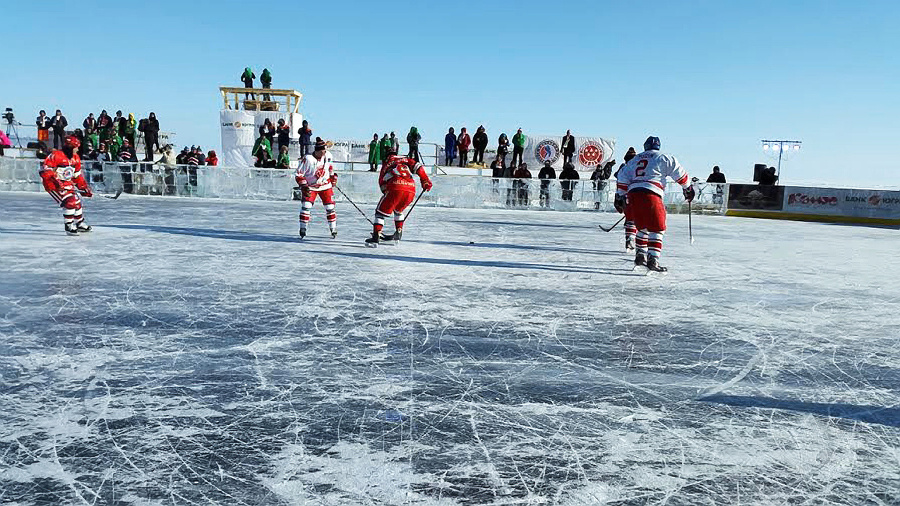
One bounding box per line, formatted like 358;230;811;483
252;133;274;168
513;163;532;206
122;113;137;147
206;150;218;166
559;162;580;201
241;67;256;99
297;119;312;157
261;68;272;101
140;112;161;161
497;133;510;167
276;118;290;154
444;127;457;166
456;128;471;167
538;161;556;208
406;126;421;162
368;133;381;172
0;130;11;156
472;126;488;165
379;133;391;161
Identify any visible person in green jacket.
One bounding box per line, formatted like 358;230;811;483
261;68;272;101
252;130;273;167
368;133;381;172
512;128;526;168
406;126;421;162
276;145;290;169
241;67;256;99
379;133;391;161
123;113;137;147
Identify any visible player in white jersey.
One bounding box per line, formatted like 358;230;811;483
614;136;695;272
294;137;338;238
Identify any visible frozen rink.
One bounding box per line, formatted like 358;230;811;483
1;190;899;505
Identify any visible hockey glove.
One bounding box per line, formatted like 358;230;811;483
614;193;626;214
329;173;338;185
682;186;696;202
80;187;93;197
421;179;433;191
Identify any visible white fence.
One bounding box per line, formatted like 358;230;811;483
0;157;724;214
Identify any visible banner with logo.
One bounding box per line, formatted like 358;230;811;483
220;110;256;167
783;186;900;219
434;134;615;170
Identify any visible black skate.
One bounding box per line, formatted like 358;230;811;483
634;251;647;267
331;230;338;239
65;223;79;236
380;229;402;243
298;228;306;239
646;257;668;273
365;232;379;248
76;222;92;233
625;237;634;251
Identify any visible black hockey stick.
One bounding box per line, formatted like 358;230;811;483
402;190;427;223
688;200;694;244
598;215;625;232
103;189;123;200
333;185;375;226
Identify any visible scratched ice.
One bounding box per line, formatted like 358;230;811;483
1;191;898;505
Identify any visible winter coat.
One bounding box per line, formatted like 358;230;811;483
261;69;272;87
36;115;52;131
501;164;515;178
444;133;457;157
298;124;312;145
252;137;272;159
707;172;726;183
156;151;177;169
206;155;218;166
241;68;255;87
457;132;471;151
51;115;68;133
497;134;510;155
513;166;532;179
144;117;160;140
512;132;526;149
538;165;556;180
277;153;291;169
82;117;96;134
561;134;576;155
0;131;10;148
407;127;420;148
379;136;391;159
277;125;290;146
368;140;381;164
490;160;504;178
473;129;488;150
124;114;137;137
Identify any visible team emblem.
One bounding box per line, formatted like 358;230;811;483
56;167;75;181
534;140;560;165
578;141;604;167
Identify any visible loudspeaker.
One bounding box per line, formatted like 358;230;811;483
753;163;767;182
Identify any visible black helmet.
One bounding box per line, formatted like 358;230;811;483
644;136;661;151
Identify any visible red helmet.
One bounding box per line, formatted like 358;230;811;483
64;135;81;149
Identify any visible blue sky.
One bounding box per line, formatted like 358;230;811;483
4;0;898;188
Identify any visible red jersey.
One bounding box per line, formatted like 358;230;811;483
40;150;87;193
379;155;431;193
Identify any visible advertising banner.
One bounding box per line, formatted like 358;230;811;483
783;187;900;219
435;134;615;170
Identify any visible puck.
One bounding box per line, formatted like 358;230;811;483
469;241;475;244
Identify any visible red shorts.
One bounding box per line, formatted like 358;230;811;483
377;189;415;216
628;190;666;232
303;187;334;205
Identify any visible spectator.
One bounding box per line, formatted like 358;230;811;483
276;145;291;169
497;133;510;167
118;138;139;193
276;118;291;154
114;110;126;138
176;146;190;165
106;128;122;160
117;137;138;163
513;163;532;206
490;157;504;193
472;125;488;165
444;127;457;166
50;109;68;149
36;110;51;144
241;67;256;99
154;145;177;195
561;129;576;166
538;161;556;208
591;159;615;209
195;146;206;165
406;126;421;162
390;132;399;155
123;113;137;147
758;166;778;185
615;147;637;178
501;157;516;206
0;130;11;156
252;135;274;168
511;128;526;168
706;165;726;183
206;150;218;166
379;133;391;160
297;119;312;157
456;127;471;167
140;112;160;161
706;165;726;204
368;133;381;172
97;110;114;144
261;68;272;101
185;146;201;189
82;113;96;136
262;119;276;146
559;162;580;201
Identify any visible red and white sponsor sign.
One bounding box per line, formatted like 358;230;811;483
782;186;900;218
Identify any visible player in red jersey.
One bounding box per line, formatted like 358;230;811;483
40;135;93;235
365;147;432;247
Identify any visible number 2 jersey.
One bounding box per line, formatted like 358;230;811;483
616;149;689;197
378;155;430;193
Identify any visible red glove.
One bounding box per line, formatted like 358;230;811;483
421;179;432;191
295;176;308;187
329;173;338;185
80;187;93;197
683;186;696;202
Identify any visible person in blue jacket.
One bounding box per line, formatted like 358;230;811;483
444;127;457;166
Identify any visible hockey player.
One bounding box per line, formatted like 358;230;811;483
365;147;432;247
615;136;694;272
40;135;93;235
294;137;338;239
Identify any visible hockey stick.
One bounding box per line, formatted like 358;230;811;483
598;215;625;232
402;190;426;222
688;200;694;244
333;185;375;226
103;189;123;200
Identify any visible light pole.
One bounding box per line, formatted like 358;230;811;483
761;139;801;182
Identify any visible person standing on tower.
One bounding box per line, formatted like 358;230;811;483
241;67;256;99
295;137;338;239
365;145;432;247
615;136;694;272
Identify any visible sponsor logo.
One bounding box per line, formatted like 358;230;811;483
578;141;604;167
788;193;837;206
534;140;560;165
869;195;881;206
220;121;249;128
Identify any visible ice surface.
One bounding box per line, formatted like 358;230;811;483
1;191;899;505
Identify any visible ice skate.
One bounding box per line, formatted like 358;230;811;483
76;222;92;233
298;228;306;239
625;237;634;251
365;232;379;248
634;251;647;268
331;230;338;239
646;256;668;273
65;223;79;236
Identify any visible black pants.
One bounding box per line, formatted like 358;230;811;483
511;146;524;167
540;183;550;207
145;135;159;161
445;153;454;166
52;130;65;149
459;150;468;167
262;84;271;101
164;168;176;195
563;153;574;166
408;146;419;162
474;147;485;164
300;143;309;157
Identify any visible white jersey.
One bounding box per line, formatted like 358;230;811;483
616;150;689;197
295;151;335;191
